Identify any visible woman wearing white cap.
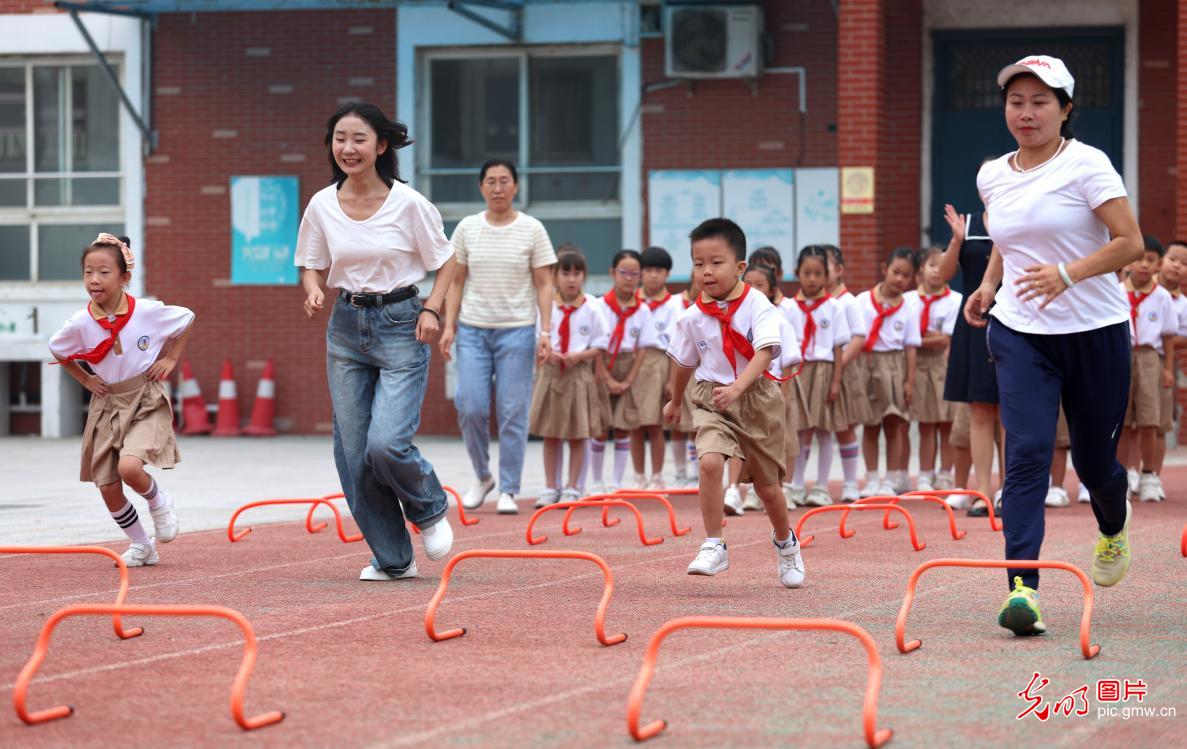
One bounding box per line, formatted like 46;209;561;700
964;55;1143;636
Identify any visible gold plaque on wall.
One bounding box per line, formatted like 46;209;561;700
841;167;875;215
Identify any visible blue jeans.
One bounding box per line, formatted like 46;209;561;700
988;319;1130;590
327;294;448;575
454;323;536;495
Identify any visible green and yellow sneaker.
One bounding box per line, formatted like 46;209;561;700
1091;500;1132;587
998;576;1047;636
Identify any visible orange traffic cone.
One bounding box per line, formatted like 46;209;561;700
179;361;212;435
244;359;278;436
212;358;242;436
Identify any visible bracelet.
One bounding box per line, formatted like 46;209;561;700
418;307;441;323
1057;262;1075;288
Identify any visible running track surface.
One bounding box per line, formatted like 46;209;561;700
1;479;1184;748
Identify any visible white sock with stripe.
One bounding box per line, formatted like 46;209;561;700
110;500;150;544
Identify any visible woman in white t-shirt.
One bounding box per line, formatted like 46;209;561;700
440;160;558;516
962;56;1143;636
296;102;458;582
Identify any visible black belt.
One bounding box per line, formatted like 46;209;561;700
339;286;418;307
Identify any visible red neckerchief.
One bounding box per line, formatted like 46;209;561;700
918;286;951;334
695;285;792;381
65;294;136;365
795;294;827;358
604;291;641;368
1128;286;1151;336
863;286;903;353
555;296;583;371
645;291;671;312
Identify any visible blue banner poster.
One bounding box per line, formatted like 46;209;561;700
231;176;299;285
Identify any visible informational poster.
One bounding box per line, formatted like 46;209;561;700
794;168;840;248
231;176;299;285
840;166;875;215
647;170;722;278
722;168;794;271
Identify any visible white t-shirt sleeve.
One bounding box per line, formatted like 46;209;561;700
666;311;699;368
1078;148;1128;210
833;301;852;347
941;293;963;335
589;298;610;350
904;302;922;348
409;195;454;272
47;314;85;360
294;198;330;270
153;303;195;340
750;299;782;355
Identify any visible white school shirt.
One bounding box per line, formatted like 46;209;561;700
294;181;454;294
835;289;868;339
904;288;964;337
770;312;804;378
48;298;194;384
589;293;650;355
783;295;851;362
547;294;609;355
638;293;684;351
667;287;783;384
1172;293;1187;338
979;140;1129;335
854;289;922;352
1121;282;1177;353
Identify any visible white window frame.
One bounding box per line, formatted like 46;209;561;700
0;55;125;284
417;44;623;226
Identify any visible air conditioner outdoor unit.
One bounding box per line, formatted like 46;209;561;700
664;4;763;79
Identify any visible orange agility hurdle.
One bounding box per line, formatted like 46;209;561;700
228;497;362;543
626;616;892;747
615;487;728;526
425;549;627;646
442;485;480;526
905;490;1001;531
896;559;1099;660
572;493;691;537
1180;523;1186;557
13;603;284;730
845;495;966;541
0;546;142;640
527;500;664;546
795;504;926;550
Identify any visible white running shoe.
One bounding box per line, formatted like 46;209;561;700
673;471;689;487
1045;486;1070;507
360;561;417;581
916;472;935;492
687;540;729;576
560;487;582;503
534;488;560;509
804;487;833;507
944;493;970;510
994;489;1003;510
148;489;179;543
859;477;882;498
1126;468;1140;498
1157;475;1166;500
121;541;158;568
1138;472;1163;502
419;517;453;561
783;484;807;507
647;473;666;491
723;485;744;515
683;474;701;489
840;481;860;503
1078;484;1091;503
631;473;647;490
742;488;763;511
774;530;805;588
934;470;955;491
462;476;495;510
876;480;899;497
588;483;607;497
496;492;519;515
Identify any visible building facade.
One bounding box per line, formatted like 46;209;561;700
1;0;1185;437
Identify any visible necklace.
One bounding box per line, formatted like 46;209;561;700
1012;137;1067;174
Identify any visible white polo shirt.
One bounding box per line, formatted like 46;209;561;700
1121;282;1177;353
667;286;783;384
1172;292;1187;338
295;181;454;294
782;295;851;362
49;297;195;384
638;292;684;351
546;294;608;355
904;287;964;337
770;312;804;378
855;289;922;352
835;289;867;339
589;293;650;355
979;139;1130;335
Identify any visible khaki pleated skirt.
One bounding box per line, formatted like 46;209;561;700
529;360;599;439
842;356;873;428
81;372;179;486
910;348;954;424
632;348;669;427
794;359;849;432
608;352;644;431
865;350;909;424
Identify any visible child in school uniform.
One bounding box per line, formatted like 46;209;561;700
826;245;873;501
633;246;683;489
1154;238;1187;496
786;245;854;507
48;234;192;567
668;274;703;487
1117;235;1177;502
906;246;963;492
664;218;805;587
530;247;609;508
588;250;651;493
848;247;921;497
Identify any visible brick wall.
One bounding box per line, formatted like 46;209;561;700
1140;0;1178;243
0;1;55;11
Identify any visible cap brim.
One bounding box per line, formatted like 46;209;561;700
996;63;1068;95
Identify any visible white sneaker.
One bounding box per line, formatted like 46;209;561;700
360;561;417;580
683;474;701;489
419;517;453;561
1126;468;1139;498
560;486;582;503
742;489;763;511
1045;486;1070;507
840;481;860;503
1078;484;1091;503
994;489;1003;510
859;477;882;498
1157;474;1166;500
916;471;935;492
891;473;912;495
121;541;158;568
496;492;519;515
774;530;805;588
687;540;729;575
148;489;179;543
1138;472;1163;502
646;473;666;491
673;471;689;487
631;473;647;490
944;493;969;510
535;488;560;509
804;487;833;507
783;484;807;507
934;470;955;490
876;480;899;497
588;483;606;497
723;485;744;515
462;476;495;510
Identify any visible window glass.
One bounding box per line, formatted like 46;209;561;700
539;218;622;271
38;223;123;281
430;57;519;169
0;225;31;281
0;68;25;207
72;66;119;172
529;56;618;166
34;67;63;173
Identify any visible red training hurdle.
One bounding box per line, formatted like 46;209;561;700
845;495;966;540
527;500;664;546
795;504;926;550
571;492;690;537
228;497;362;543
